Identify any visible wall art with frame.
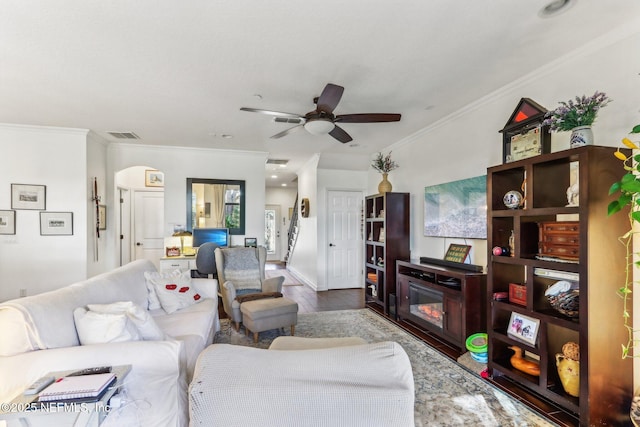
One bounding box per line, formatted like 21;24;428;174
40;212;73;236
424;175;487;238
145;170;164;187
0;210;16;235
98;205;107;230
11;184;46;210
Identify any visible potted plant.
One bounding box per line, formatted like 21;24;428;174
607;123;640;357
542;91;611;148
607;123;640;425
371;151;399;193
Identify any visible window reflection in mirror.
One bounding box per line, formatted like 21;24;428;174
186;178;245;235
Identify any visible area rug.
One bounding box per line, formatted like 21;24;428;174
264;269;303;286
213;309;558;426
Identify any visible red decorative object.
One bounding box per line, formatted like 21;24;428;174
166;284;177;290
509;283;527;306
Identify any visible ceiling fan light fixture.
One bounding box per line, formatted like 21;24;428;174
304;119;335;135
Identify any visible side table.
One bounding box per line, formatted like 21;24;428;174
0;365;131;427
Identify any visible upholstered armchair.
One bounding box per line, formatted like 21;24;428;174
214;246;285;330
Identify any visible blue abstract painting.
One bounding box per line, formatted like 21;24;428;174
424;175;487;239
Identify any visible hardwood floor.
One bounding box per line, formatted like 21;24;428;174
266;261;365;313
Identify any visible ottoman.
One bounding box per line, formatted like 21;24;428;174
240;297;298;343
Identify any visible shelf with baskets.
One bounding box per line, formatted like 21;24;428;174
487;146;633;426
364;192;409;315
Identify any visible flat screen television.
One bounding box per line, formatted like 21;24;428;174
192;228;230;248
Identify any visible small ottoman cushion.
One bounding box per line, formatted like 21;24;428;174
240;297;298;341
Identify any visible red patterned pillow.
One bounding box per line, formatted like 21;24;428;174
148;271;202;313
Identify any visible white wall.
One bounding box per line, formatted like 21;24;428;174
369;27;640;272
288;155;319;287
0;124;90;301
265;186;298;260
86;132;109;277
107;144;268;268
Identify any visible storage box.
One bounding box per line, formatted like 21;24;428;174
538;221;580;260
509;283;527;306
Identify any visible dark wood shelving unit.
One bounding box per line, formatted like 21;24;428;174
364;192;410;316
487;145;633;426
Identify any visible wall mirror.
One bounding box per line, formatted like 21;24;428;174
186;178;245;235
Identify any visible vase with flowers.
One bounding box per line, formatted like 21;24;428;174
371;151;398;193
542;91;611;148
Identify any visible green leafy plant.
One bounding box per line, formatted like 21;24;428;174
607;123;640;358
371;151;398;173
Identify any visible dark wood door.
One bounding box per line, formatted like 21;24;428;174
443;294;462;345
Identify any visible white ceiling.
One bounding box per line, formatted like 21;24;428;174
1;0;638;187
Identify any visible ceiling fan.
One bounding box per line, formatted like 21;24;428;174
240;83;401;143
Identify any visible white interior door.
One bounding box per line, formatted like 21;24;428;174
134;191;164;269
265;205;281;261
327;190;363;289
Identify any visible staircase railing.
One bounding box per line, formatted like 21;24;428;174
285;194;299;262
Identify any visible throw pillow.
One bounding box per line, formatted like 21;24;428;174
221;247;261;291
73;307;141;345
144;271;165;310
87;301;166;341
148;270;203;314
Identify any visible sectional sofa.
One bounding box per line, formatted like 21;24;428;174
0;259;219;427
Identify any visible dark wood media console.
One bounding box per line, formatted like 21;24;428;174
396;260;486;349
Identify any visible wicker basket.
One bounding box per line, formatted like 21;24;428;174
547;289;579;318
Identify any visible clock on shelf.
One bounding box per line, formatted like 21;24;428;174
499;98;551;164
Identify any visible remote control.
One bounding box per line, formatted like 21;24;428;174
23;376;55;395
67;366;112;377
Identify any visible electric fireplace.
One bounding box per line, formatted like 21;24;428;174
407;282;444;332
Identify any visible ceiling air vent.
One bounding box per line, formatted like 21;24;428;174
273;117;303;124
266;159;289;166
107;131;140;140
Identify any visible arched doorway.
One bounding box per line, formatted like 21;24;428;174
115;166;165;268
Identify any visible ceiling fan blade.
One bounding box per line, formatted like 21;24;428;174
240;107;302;119
328;125;353;143
335;113;401;123
270;124;304;139
316;83;344;114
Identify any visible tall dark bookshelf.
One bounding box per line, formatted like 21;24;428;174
364;192;410;316
486;145;633;426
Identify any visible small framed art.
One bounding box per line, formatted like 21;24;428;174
98;205;107;230
40;212;73;236
244;237;257;247
145;170;164;187
507;312;540;346
11;184;46;210
0;210;16;235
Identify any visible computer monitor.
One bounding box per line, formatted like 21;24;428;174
192;228;230;248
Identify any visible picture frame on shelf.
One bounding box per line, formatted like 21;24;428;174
11;184;46;210
40;212;73;236
444;244;472;263
507;312;540;346
0;210;16;235
244;237;257;247
98;205;107;230
145;170;164;187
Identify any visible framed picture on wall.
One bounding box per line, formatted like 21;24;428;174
11;183;46;210
40;211;73;236
145;170;164;187
0;210;16;235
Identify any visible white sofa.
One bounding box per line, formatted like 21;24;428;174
0;259;220;427
189;340;415;426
